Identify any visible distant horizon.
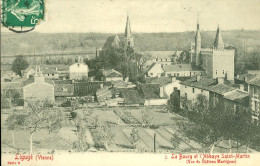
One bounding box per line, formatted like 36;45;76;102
1;0;260;33
2;29;260;34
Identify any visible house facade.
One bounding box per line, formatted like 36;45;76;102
69;57;89;80
248;77;260;125
23;67;55;105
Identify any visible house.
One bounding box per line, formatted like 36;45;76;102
21;66;35;79
69;57;89;80
42;68;59;79
180;75;250;115
54;80;74;103
146;63;203;78
23;67;55;105
248;76;260;125
180;75;216;104
234;74;256;92
145;76;182;98
101;69;123;82
138;83;168;106
146;63;164;77
247;70;260;76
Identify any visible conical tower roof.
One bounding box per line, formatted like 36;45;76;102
195;16;201;39
214;26;224;49
125;14;132;38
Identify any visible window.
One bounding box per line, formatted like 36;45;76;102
52;74;54;76
156;58;158;61
254;101;258;112
253;87;257;95
185;93;187;99
177;73;179;76
48;74;50;76
201;90;203;92
222;70;224;74
185;86;187;88
150;73;153;76
216;70;218;74
192;88;195;93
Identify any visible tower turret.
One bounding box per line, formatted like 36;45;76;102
124;14;134;49
213;26;224;50
195;15;201;66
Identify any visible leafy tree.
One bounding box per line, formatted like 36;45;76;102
5;114;26;148
141;108;153;127
23;99;61;154
129;128;139;148
12;55;29;76
167;90;180;113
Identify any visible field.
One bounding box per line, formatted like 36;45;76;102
2;106;255;154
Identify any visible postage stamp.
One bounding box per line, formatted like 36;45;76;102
1;0;44;32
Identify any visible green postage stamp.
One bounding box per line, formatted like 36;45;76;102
2;0;44;32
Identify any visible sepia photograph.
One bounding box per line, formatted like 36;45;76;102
1;0;260;165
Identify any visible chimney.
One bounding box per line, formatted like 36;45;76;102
243;76;247;82
159;87;164;98
236;75;239;79
100;83;104;89
239;84;244;91
196;75;201;82
56;67;58;71
125;77;129;83
217;77;224;84
157;73;161;78
171;76;176;83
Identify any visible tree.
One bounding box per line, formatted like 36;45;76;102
23;99;61;154
12;55;29;76
141;108;153;127
5;114;26;149
167;90;180;113
129;128;139;148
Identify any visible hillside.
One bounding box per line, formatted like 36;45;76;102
1;30;260;56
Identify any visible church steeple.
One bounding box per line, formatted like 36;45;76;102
213;25;224;50
195;14;201;66
124;13;134;48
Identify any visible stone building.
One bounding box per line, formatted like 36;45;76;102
69;57;89;80
191;19;235;81
248;76;260;125
23;66;55;104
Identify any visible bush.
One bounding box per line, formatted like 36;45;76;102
61;100;71;107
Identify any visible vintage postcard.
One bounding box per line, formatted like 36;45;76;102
1;0;260;165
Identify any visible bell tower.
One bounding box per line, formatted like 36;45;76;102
124;13;134;49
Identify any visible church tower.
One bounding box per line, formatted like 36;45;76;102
213;26;224;50
195;16;201;66
124;14;134;49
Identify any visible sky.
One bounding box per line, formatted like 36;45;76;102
2;0;260;33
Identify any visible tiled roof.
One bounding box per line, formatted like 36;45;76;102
120;89;144;104
145;76;171;87
54;84;74;97
96;86;112;102
140;83;167;99
54;80;73;85
162;64;192;72
42;68;59;74
235;74;256;83
103;69;123;78
141;51;176;58
207;84;236;95
181;76;216;90
224;90;249;101
1;82;23;89
248;76;260;87
23;78;54;86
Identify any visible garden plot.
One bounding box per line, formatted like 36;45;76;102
111;127;133;149
143;128;173;150
121;127;150;150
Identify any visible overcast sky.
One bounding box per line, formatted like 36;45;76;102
2;0;260;33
